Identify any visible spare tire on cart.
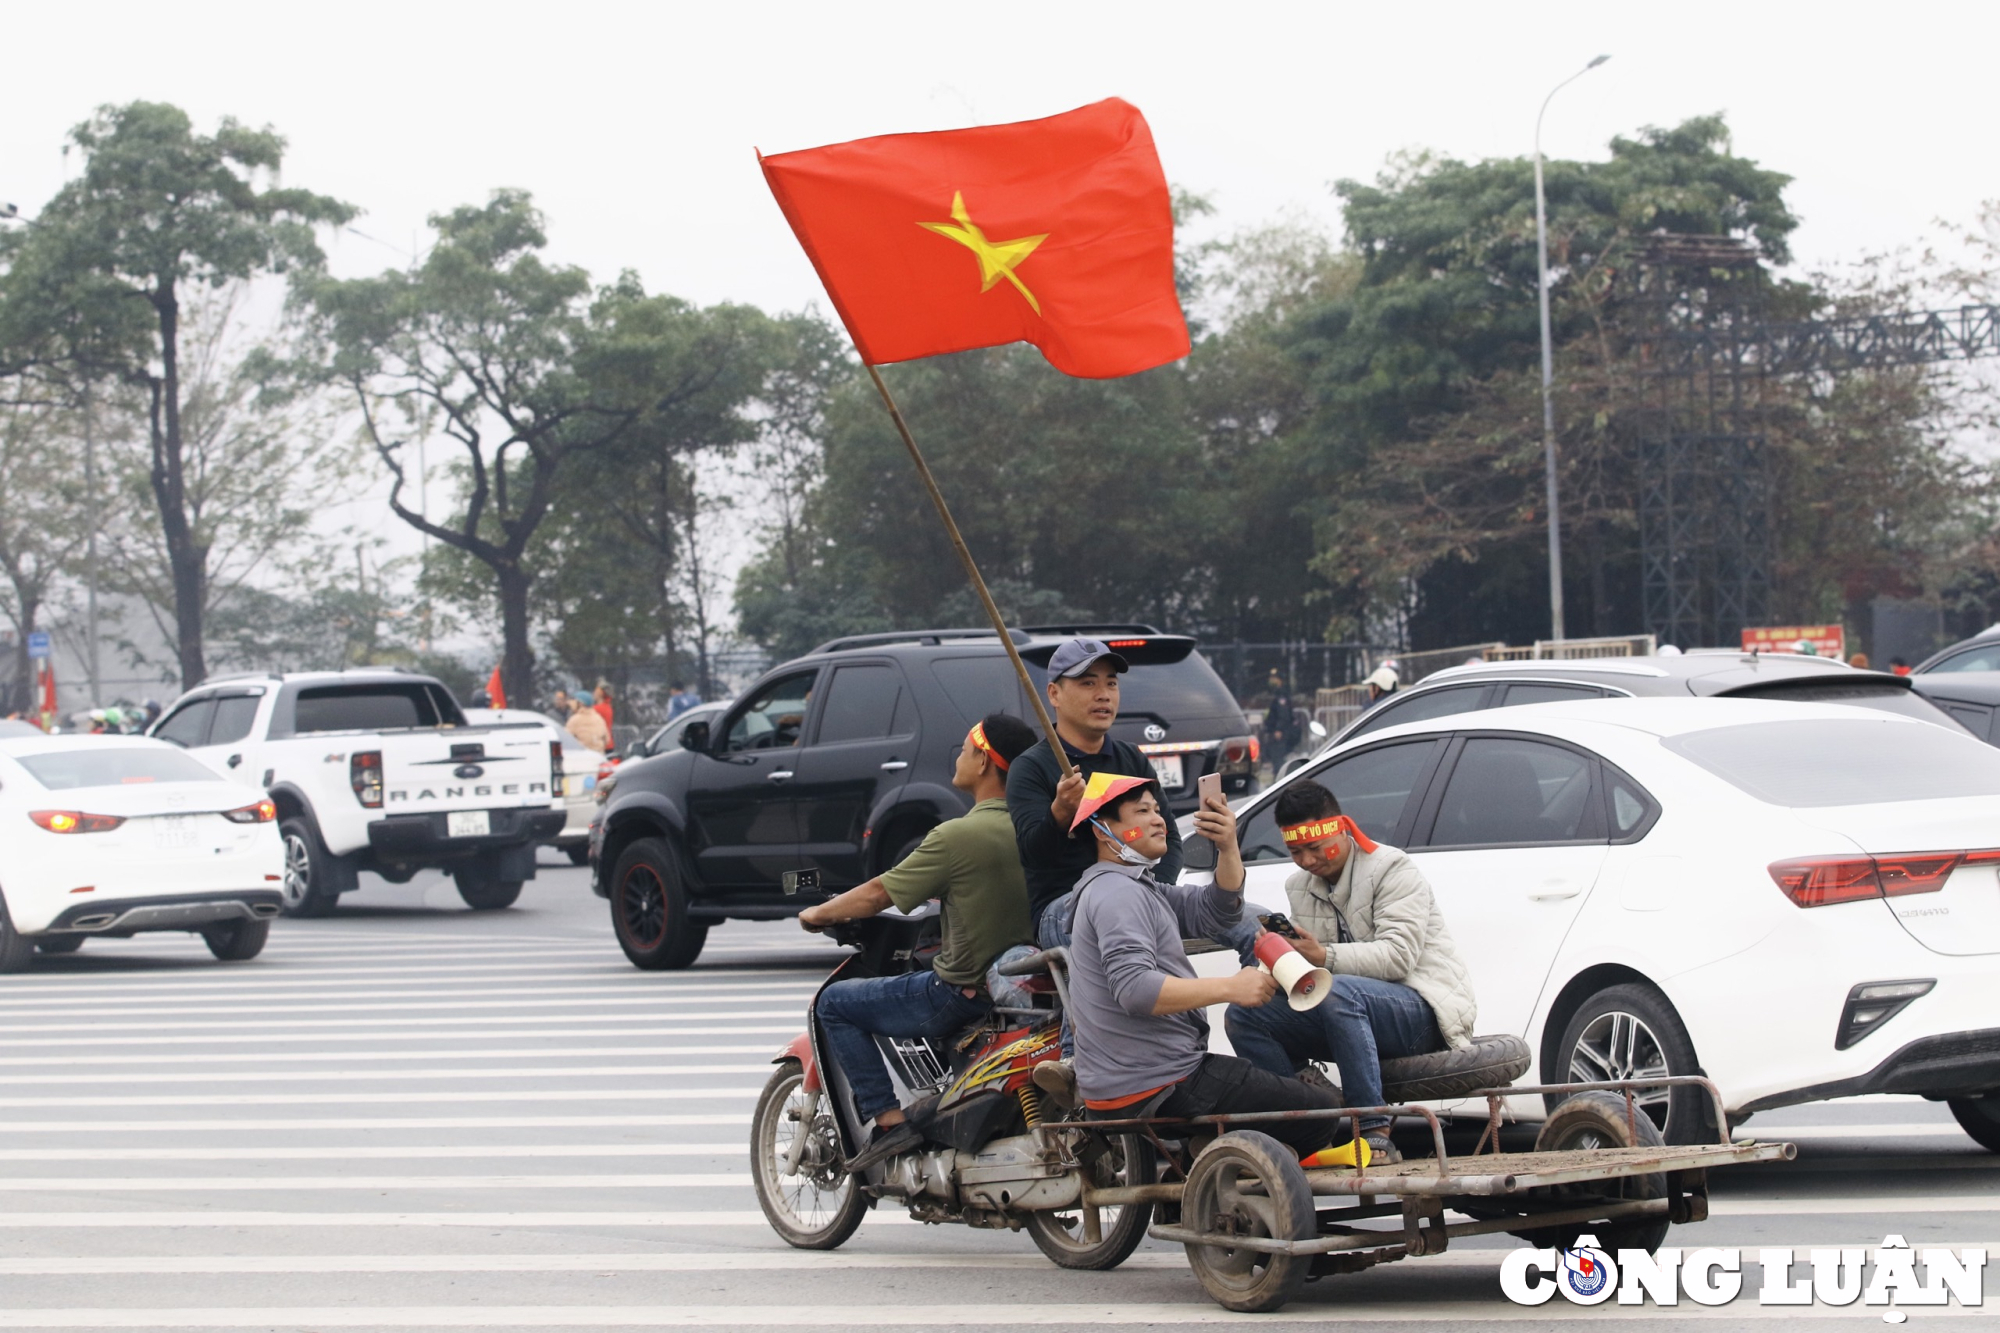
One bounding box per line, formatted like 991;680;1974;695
1379;1033;1531;1103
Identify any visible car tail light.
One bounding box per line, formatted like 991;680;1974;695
550;740;564;784
1769;847;2000;907
223;798;278;824
29;810;124;834
1250;735;1261;763
351;751;384;808
1218;735;1256;767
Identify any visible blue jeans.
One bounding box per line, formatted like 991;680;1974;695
816;971;988;1122
1224;975;1444;1134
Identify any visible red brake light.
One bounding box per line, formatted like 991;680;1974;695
1106;639;1147;648
1250;736;1262;763
29;810;125;834
550;740;564;783
351;751;384;808
223;798;278;824
1769;848;1997;907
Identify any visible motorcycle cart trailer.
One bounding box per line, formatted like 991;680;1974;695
753;934;1796;1315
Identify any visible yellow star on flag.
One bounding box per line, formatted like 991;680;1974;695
919;192;1049;314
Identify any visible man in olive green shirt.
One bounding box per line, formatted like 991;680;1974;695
799;713;1038;1169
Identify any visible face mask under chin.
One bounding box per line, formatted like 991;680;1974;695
1092;817;1162;869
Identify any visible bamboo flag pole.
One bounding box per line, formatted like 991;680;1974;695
864;364;1076;780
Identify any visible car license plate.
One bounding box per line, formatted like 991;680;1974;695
152;815;196;850
447;810;491;838
1149;755;1186;791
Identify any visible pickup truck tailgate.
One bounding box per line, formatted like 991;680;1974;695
380;727;556;812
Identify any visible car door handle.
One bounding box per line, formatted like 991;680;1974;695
227;754;242;769
1529;887;1582;901
767;770;794;783
880;761;908;771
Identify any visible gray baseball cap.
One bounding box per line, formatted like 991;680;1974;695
1047;637;1130;679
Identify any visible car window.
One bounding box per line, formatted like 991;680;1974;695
153;698;215;748
1238;739;1440;863
1606;769;1661;841
930;655;1027;728
1666;718;2000;806
207;695;262;747
1118;653;1242;722
18;746;225;790
1425;737;1598;848
294;684;441;733
721;672;817;753
1929;645;2000;673
815;664;910;745
1347;685;1489;739
1501;682;1605;707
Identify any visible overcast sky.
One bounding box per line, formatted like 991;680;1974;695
6;1;1997;316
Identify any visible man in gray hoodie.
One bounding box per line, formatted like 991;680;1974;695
1063;773;1347;1160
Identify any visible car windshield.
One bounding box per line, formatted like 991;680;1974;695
1665;718;2000;807
17;747;224;790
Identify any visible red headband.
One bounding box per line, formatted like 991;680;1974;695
1280;814;1377;854
969;722;1009;771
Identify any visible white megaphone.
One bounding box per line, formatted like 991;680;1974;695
1253;931;1333;1011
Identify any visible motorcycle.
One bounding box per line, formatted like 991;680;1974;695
749;904;1156;1269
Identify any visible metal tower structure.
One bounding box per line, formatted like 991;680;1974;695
1634;235;2000;647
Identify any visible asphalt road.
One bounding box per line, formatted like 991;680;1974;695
1;855;1994;1330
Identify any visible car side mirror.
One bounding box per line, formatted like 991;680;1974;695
680;720;710;753
627;739;650;759
1308;720;1328;739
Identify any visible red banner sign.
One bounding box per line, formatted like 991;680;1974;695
1742;624;1846;658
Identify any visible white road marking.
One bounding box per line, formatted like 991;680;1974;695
0;1007;804;1034
0;1174;747;1191
0;1114;751;1132
0;1301;1971;1326
1710;1193;2000;1215
0;981;818;1011
1744;1122;1964;1139
0;1024;801;1049
0;1064;773;1085
0;997;809;1024
0;1087;766;1107
0;1210;867;1227
0;1045;780;1068
0;1144;748;1161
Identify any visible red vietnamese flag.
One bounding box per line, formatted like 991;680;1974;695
759;98;1189;379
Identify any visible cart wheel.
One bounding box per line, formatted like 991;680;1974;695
1026;1130;1154;1270
1180;1131;1315;1313
1514;1091;1671;1253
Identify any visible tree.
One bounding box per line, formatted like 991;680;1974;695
0;402;95;709
0;102;353;689
302;191;775;705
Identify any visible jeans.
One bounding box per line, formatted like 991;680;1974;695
1149;1053;1345;1159
816;971;988;1122
1224;974;1445;1134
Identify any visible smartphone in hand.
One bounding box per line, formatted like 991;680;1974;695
1258;912;1302;939
1198;772;1223;807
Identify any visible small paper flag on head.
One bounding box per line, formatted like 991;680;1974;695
1070;771;1154;832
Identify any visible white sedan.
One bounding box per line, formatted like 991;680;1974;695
0;735;285;969
1186;696;2000;1151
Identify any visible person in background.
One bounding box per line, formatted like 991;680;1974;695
593;683;615;734
551;688;575;720
1261;670;1298;768
1891;657;1912;677
1849;652;1871;670
1008;638;1183;942
469;689;491;709
564;695;610;753
667;682;702;719
1363;664;1400;704
485;664;507;709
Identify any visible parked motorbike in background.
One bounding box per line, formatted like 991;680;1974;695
750;902;1155;1269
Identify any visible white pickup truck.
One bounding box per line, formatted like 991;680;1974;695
150;669;566;914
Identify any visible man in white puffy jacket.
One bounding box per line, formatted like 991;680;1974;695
1223;778;1476;1164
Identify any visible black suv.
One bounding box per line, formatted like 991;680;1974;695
590;624;1253;968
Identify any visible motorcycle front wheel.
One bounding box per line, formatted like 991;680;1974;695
1025;1129;1155;1270
751;1059;868;1250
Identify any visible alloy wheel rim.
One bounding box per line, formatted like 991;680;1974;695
1569;1011;1672;1127
619;865;667;948
282;834;312;906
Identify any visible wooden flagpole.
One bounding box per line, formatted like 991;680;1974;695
865;364;1076;780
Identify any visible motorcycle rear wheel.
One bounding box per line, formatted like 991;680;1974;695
752;1060;868;1250
1025;1130;1154;1270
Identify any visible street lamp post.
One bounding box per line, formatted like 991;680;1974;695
1534;54;1609;644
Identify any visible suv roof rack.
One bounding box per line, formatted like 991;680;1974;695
810;627;1033;655
1019;623;1166;638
